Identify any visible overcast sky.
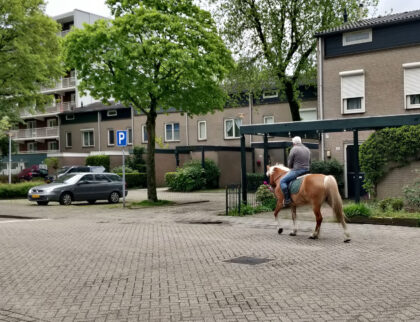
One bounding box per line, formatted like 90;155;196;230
44;0;420;18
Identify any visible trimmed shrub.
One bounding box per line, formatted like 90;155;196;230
167;166;206;192
111;166;136;174
256;183;276;210
247;173;265;192
86;155;110;172
184;159;220;189
127;146;146;172
310;159;344;195
0;182;41;199
378;197;404;212
165;172;177;188
343;203;372;218
0;174;19;184
403;182;420;211
116;173;147;188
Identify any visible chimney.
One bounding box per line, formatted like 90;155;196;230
343;8;348;23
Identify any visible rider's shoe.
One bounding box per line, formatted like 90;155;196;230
283;199;292;208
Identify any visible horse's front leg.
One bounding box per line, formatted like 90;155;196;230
273;200;283;234
289;206;297;236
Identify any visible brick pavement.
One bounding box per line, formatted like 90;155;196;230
0;191;419;321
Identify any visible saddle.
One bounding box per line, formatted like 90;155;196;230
287;174;309;195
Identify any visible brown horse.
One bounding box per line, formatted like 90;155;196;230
266;164;351;242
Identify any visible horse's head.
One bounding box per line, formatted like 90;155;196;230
266;164;290;187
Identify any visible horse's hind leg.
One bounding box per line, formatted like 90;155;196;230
289;206;297;236
309;204;323;239
273;200;283;234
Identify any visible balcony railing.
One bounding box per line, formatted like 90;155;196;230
20;101;76;117
41;77;76;92
18;149;59;154
11;127;59;140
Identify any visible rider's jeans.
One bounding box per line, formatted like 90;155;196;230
280;169;308;201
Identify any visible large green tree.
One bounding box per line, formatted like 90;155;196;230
0;0;62;121
64;0;233;201
210;0;378;120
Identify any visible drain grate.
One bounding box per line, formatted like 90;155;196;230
223;256;273;265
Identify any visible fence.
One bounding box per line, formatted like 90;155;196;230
225;184;257;215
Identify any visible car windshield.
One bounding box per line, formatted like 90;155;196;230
54;173;80;184
57;167;69;175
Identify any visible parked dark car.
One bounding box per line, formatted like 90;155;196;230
17;165;49;182
28;173;126;206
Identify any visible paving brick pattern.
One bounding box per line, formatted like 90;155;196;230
0;193;419;321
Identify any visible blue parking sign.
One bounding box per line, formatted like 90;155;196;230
117;130;127;146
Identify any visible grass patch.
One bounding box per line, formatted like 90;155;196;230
371;210;420;220
129;200;175;208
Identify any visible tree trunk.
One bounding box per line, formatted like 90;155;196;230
284;79;302;121
146;105;158;202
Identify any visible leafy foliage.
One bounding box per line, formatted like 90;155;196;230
115;173;147;188
112;166;136;174
0;0;62;120
127;146;146;172
360;125;420;195
256;184;276;210
64;0;234;201
403;181;420;211
0;182;40;199
310;159;344;195
343;203;372;218
378;197;404;212
85;155;110;172
184;159;220;189
246;173;265;191
167;166;206;192
44;157;59;171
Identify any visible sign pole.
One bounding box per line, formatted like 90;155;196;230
8;133;12;184
122;147;126;208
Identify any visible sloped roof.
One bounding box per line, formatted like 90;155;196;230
316;9;420;37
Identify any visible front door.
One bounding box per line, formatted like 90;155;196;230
346;145;368;199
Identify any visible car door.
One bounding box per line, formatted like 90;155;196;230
93;174;112;200
73;174;95;201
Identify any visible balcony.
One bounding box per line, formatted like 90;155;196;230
41;77;76;93
18;149;60;155
11;127;59;141
20;101;76;118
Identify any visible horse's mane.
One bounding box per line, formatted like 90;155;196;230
266;164;290;177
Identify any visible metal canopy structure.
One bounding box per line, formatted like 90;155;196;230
239;113;420;204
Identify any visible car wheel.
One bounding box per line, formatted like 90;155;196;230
59;192;72;206
108;191;120;204
37;201;49;206
88;200;96;204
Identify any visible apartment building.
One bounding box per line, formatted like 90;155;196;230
316;9;420;198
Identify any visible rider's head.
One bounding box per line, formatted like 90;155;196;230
292;136;302;145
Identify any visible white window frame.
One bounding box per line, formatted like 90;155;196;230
142;125;148;143
47;119;57;128
107;110;117;117
403;62;420;110
224;118;242;139
263;116;274;124
65;114;75;121
27;142;37;152
81;129;95;147
164;123;180;142
65;131;72;148
263;90;278;99
197;121;207;141
340;69;365;114
48;141;58;151
127;127;133;145
343;29;372;46
107;129;115;146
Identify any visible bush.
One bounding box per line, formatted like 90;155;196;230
403;182;420;211
86;155;110;172
127;146;146;172
378;197;404;212
116;173;147;188
310;159;344;195
247;173;265;191
184;159;220;189
343;203;372;218
165;172;177;188
0;174;18;184
44;157;59;172
0;182;41;199
256;184;276;210
167;166;206;192
111;166;136;174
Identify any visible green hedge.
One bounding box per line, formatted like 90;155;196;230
310;159;344;195
246;173;265;192
0;175;19;184
165;172;177;188
116;173;147;188
343;203;372;218
0;182;41;199
86;155;110;172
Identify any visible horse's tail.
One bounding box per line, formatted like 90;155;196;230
324;175;348;226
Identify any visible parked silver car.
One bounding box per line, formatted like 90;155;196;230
28;173;126;206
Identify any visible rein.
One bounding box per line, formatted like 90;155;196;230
271;172;287;185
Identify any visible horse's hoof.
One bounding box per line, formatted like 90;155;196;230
344;238;351;243
309;235;318;240
289;232;296;236
278;228;283;234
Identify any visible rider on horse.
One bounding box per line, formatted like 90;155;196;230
280;136;311;207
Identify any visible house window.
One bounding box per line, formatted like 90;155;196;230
198;121;207;141
127;127;133;145
48;141;58;151
47;119;57;127
107;110;117;117
27;142;37;152
81;129;94;147
224;118;242;139
403;62;420;109
343;29;372;46
165;123;180;142
142;125;148;143
263;116;274;124
340;70;365;114
263;91;278;99
108;129;115;146
65;132;72;148
66;114;75;120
